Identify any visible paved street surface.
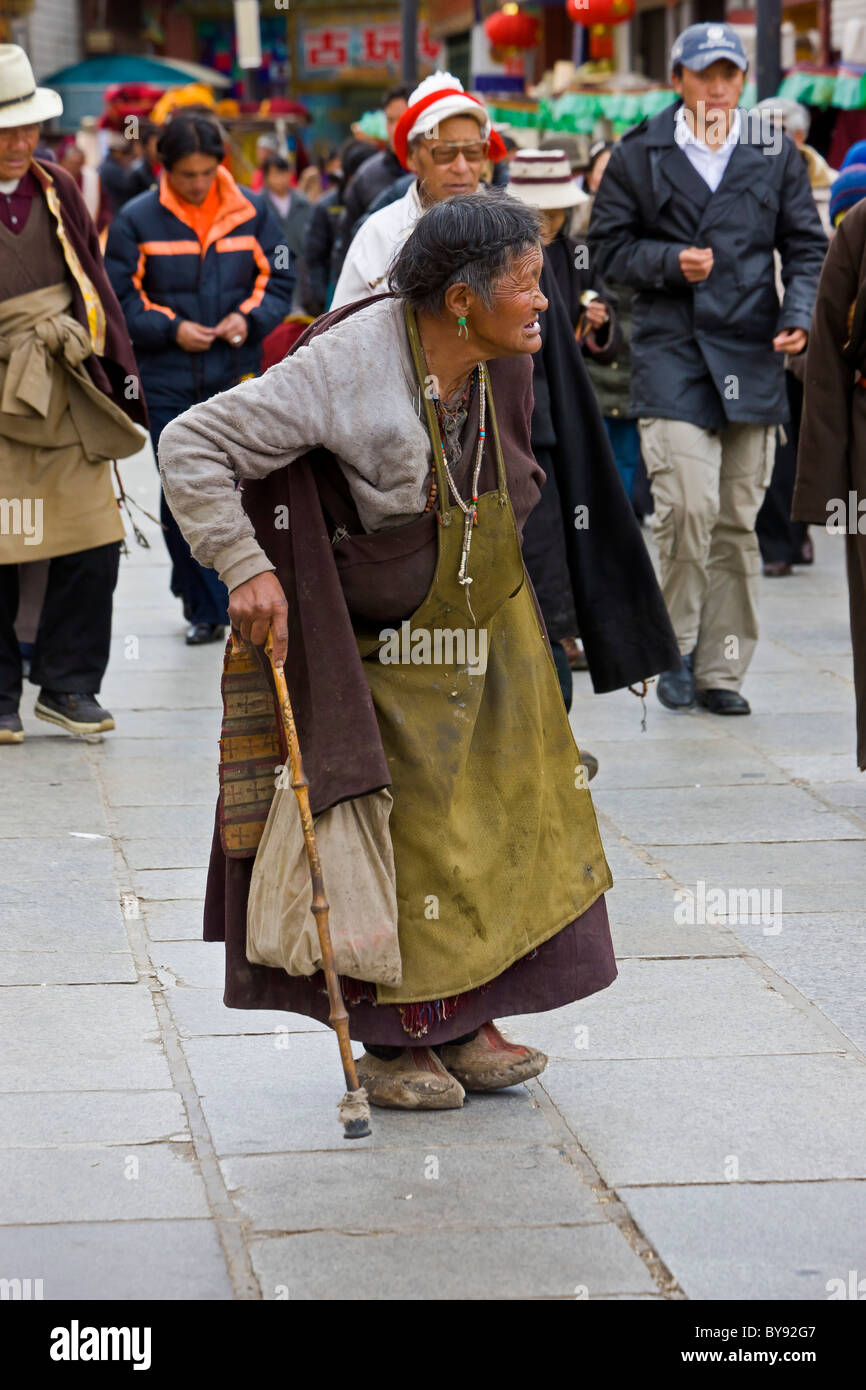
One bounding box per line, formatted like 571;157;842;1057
2;439;865;1302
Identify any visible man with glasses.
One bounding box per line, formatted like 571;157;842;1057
330;71;507;310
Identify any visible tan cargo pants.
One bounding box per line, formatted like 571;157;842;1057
638;418;776;691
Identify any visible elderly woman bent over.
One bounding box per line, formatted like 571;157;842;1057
158;195;619;1112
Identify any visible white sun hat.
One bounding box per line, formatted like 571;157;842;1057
507;149;582;210
0;45;63;130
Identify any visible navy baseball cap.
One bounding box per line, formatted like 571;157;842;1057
671;22;749;73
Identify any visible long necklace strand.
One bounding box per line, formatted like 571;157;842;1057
434;366;486;591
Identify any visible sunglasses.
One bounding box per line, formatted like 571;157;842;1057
424;140;490;166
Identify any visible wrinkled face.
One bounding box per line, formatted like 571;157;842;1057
167;152;220;206
467;244;547;357
0;123;39;181
408;115;486;204
385;96;408;149
673;60;745;126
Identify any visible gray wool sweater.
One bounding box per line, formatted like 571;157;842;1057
157;296;435;593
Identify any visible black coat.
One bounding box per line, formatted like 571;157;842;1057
522;260;679;691
587;102;827;430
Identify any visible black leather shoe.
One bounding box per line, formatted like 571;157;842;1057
185;622;226;646
763;560;792;577
0;712;24;744
34;690;115;734
698;689;751;715
657;652;695;710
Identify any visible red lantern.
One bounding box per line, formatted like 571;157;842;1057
484;4;540;52
566;0;635;26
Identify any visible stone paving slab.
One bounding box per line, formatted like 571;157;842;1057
0;1143;209;1224
166;988;320;1038
0;950;137;985
151;942;226;990
0;835;115;883
222;1144;608;1234
108;635;227;673
725;712;856;758
100;669;228;712
0;985;170;1092
183;1032;554;1155
122;837;212;871
0;1091;188;1149
140;900;204;940
813;999;866;1052
0;795;111;841
540;1054;866;1186
111;804;217;841
101;760;218;807
648;840;866;891
2;900;130;951
604;876;745;955
594;784;857;846
737;670;855;714
727;912;866;1003
618;1182;866;1301
133;867;210;901
0;1221;234;1300
502;958;840;1062
249;1222;658;1300
98;709;222;741
579;739;786;789
571;689;727;744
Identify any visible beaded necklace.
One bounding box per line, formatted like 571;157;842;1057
431;365;486;590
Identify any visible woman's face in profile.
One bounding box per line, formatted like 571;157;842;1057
471;244;547;357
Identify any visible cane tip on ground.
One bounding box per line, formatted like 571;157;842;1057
338;1087;372;1139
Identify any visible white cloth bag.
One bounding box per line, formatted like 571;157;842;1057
246;786;402;987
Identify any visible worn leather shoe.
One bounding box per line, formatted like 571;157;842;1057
355;1047;465;1110
763;560;792;577
657;652;695;710
0;712;24;744
440;1022;548;1092
698;689;751;715
34;691;114;734
185;622;226;646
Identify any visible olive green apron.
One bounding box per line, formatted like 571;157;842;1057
357;306;611;1005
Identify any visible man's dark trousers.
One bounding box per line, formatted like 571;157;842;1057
0;542;120;715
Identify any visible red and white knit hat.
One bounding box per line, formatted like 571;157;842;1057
393;70;507;169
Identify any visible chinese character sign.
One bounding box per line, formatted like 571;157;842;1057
302;27;352;71
298;22;444;77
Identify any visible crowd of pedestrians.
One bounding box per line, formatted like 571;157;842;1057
1;25;865;772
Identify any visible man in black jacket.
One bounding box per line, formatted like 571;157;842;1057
589;22;826;715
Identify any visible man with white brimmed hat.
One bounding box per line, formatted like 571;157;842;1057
589;21;826;719
331;71;508;310
0;45;146;745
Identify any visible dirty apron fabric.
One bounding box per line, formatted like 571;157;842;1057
353;308;612;1006
0;281;142;562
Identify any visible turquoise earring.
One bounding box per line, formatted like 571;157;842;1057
457;315;469;339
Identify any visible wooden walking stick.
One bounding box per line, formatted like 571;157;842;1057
265;630;372;1139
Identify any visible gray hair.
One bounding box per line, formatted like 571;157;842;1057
388;192;541;316
753;96;810;138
